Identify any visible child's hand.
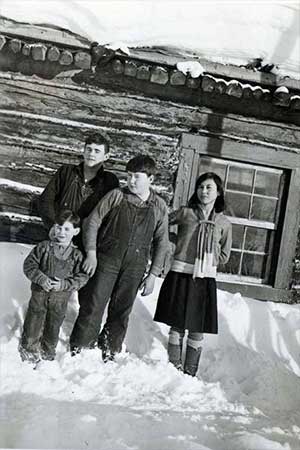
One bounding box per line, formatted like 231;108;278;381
139;273;156;296
83;252;97;276
41;277;54;292
50;278;63;291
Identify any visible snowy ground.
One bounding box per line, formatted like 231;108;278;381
1;242;300;450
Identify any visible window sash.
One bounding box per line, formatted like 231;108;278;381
196;155;286;284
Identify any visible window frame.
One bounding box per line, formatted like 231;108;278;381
194;156;286;285
173;133;300;301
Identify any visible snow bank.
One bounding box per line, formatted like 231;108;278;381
1;242;300;450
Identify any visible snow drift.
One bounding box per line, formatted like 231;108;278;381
1;242;300;450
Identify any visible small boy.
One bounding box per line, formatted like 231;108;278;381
70;155;169;361
19;210;89;363
38;133;119;249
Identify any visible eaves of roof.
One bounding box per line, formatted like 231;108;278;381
0;17;299;112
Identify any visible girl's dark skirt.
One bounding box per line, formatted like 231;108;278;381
154;271;218;333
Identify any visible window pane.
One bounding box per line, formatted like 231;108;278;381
219;251;241;275
241;253;266;278
232;224;244;250
255;171;281;197
244;227;271;253
226;192;251;218
251;197;278;222
227;165;254;193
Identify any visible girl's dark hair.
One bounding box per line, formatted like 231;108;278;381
188;172;225;212
55;209;81;228
126;154;156;177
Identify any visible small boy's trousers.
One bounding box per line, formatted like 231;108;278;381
20;288;70;360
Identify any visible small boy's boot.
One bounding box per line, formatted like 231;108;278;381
184;345;202;377
168;341;183;371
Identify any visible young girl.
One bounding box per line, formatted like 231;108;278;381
154;172;232;376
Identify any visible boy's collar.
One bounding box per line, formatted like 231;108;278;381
50;240;76;248
123;186;155;204
78;162;104;179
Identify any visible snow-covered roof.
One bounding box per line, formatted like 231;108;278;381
0;0;299;80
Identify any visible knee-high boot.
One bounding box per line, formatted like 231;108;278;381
184;345;202;377
168;340;183;371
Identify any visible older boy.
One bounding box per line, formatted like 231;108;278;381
38;133;119;249
20;210;89;363
70;155;169;361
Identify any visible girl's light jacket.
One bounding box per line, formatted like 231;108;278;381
169;206;232;278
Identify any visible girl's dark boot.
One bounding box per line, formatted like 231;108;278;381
184;345;202;377
168;341;183;371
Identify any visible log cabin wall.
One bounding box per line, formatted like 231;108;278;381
1;19;300;300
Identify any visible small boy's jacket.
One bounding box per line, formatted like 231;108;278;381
83;187;169;276
24;240;89;291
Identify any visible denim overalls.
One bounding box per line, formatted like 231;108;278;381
70;194;156;353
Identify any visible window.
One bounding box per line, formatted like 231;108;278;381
174;133;300;301
196;157;286;284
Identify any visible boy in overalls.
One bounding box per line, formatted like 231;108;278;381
70;155;169;361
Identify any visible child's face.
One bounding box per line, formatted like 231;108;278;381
53;221;80;246
83;143;109;167
197;178;219;207
127;171;153;196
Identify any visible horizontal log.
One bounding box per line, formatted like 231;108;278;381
0;114;178;180
0;155;128;188
1;75;299;150
0;74;300;234
0;156;59;185
0;213;47;244
0;160;172;222
0;182;41;214
0;19;90;49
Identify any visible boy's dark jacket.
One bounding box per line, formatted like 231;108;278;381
38;163;119;229
24;240;89;291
